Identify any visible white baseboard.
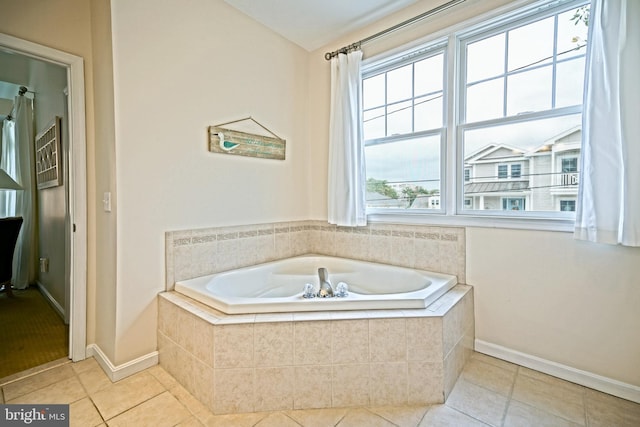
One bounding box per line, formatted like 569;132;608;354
36;281;65;320
475;339;640;404
86;344;158;382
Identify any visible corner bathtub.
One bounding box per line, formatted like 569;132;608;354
175;255;458;314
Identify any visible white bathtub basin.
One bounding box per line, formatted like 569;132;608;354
174;255;458;314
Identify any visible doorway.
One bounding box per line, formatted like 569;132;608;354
0;32;87;368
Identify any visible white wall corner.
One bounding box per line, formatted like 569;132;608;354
86;344;158;382
475;339;640;404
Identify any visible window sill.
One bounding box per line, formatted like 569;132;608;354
366;211;575;232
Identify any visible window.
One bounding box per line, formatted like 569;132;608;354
363;47;445;210
497;164;508;179
562;157;578;173
560;200;576;211
511;164;522;179
362;0;589;221
503;198;526;211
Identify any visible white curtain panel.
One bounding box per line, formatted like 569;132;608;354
575;0;640;246
0;119;17;216
328;50;367;226
12;96;38;288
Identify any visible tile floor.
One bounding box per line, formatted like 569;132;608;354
1;352;639;426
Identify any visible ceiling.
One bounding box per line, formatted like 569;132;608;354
0;49;31;121
223;0;421;52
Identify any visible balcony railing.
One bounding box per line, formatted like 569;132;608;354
559;172;579;186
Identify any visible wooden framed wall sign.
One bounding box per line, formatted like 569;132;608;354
208;117;286;160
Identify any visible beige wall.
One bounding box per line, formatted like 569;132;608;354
90;0;118;363
0;0;102;348
30;59;68;318
308;0;640;388
467;228;640;386
3;0;638;390
109;0;311;364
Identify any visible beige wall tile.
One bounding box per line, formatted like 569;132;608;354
254;322;293;367
369;234;391;264
213;368;254;414
331;320;369;364
369;362;408;406
158;296;178;340
406;317;443;362
191;358;214;411
293;365;332;409
332;364;369;407
443;340;466;400
294;321;332;365
414;237;440;272
190;316;214;367
369;319;407;363
254;367;294;412
214;324;254;368
408;361;445;405
176;308;196;351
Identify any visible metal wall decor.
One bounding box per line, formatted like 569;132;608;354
208;117;285;160
35;116;63;189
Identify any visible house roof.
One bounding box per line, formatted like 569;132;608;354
464;180;529;195
465;144;527;164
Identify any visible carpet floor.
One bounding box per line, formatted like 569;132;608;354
0;286;68;379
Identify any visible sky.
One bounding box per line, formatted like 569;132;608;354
363;5;589;190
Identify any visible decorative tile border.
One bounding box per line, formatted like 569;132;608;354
165;220;466;290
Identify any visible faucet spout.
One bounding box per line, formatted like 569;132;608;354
317;267;334;298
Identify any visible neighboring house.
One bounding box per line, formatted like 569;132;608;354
464;127;581;212
365;190;407;208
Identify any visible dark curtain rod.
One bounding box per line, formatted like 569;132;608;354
324;0;467;60
5;86;28;121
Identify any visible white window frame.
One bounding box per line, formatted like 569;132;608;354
364;0;588;232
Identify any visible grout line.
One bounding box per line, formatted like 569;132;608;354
447;405;493;426
281;411;304;427
499;364;519;427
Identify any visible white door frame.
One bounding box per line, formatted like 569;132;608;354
0;32;88;361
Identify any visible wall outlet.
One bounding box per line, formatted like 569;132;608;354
39;257;49;273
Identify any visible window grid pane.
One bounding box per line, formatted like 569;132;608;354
363;0;589;218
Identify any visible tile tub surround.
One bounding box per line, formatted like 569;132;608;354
165;221;466;290
157;284;474;415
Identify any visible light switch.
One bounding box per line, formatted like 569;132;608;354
103;192;112;212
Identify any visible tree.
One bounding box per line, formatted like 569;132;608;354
366;178;398;199
401;185;433;207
